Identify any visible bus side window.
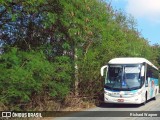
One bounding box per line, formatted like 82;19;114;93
146;66;153;78
146;65;151;87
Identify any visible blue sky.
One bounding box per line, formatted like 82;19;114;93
106;0;160;45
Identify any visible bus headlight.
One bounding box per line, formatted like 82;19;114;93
135;90;142;96
104;90;111;96
105;91;109;95
138;90;142;95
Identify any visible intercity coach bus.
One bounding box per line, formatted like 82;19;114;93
101;58;159;104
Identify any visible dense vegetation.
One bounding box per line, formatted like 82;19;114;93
0;0;159;110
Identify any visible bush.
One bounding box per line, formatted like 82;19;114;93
0;47;72;110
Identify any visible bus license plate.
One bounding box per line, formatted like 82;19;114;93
117;99;124;102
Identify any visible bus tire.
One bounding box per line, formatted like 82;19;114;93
153;89;157;100
143;93;147;105
153;97;156;100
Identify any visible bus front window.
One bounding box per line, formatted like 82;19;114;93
124;67;141;88
105;66;123;89
105;65;142;90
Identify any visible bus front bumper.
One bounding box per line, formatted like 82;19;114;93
104;94;143;104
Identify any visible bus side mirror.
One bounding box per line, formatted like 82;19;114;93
101;65;108;76
141;66;145;77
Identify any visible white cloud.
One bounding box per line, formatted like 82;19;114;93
126;0;160;23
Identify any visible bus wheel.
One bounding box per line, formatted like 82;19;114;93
153;89;157;100
153;96;156;100
143;93;147;105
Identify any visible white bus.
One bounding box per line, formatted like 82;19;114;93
101;58;159;104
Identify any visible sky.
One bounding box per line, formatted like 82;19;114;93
106;0;160;45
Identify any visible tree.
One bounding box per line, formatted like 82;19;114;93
0;0;159;110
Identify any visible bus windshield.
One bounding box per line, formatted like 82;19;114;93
105;65;142;91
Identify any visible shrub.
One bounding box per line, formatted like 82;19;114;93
0;47;72;110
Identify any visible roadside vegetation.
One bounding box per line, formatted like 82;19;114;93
0;0;160;111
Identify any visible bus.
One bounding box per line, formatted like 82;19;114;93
101;58;159;104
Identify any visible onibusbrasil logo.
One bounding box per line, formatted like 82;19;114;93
1;112;42;118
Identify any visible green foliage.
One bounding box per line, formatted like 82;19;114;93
0;0;159;110
0;48;72;109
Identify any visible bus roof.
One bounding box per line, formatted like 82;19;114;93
108;57;158;70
